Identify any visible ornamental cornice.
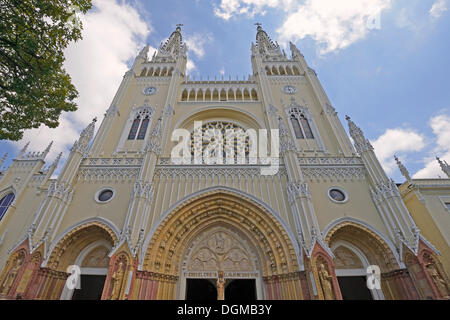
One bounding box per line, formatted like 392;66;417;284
155;166;287;178
77;167;140;182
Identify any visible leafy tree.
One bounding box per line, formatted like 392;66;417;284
0;0;92;141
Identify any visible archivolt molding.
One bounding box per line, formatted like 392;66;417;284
46;220;119;271
324;220;400;272
142;189;300;277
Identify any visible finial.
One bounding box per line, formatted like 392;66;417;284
394;155;411;183
0;153;7;167
176;24;183;31
19;142;30;157
93;117;97;123
436;156;450;178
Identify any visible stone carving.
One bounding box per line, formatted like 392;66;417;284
186;229;255;273
110;260;126;300
426;262;449;298
217;271;225;300
318;263;334;300
334;246;363;269
0;252;24;295
81;246;110;268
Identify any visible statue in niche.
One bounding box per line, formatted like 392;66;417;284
318;263;334;300
426;262;449;298
110;260;126;300
0;254;24;296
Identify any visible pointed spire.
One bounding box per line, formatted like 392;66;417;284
41;141;53;159
52;152;63;168
72;118;97;155
255;23;283;60
436;156;450;178
0;153;7;168
290;41;303;59
346;115;373;153
18;142;30;158
154;25;183;62
394;155;411;183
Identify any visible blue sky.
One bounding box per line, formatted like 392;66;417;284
1;0;449;181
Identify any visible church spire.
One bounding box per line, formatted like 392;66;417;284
436;156;450;178
153;24;185;63
255;23;284;61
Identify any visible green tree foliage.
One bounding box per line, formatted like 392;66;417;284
0;0;92;141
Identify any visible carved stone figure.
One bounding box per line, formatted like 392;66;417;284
426;263;449;298
217;272;225;300
0;255;24;296
318;263;334;300
110;261;125;300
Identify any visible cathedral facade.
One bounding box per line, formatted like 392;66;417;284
0;25;449;300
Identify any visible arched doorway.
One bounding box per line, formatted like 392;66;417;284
45;222;117;300
326;221;399;300
180;226;261;300
141;189;302;300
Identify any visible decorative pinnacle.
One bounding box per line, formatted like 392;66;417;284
394;155;411;183
0;153;7;167
19;142;30;157
436;156;450;178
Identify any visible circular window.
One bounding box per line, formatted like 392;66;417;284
328;188;348;203
96;188;115;203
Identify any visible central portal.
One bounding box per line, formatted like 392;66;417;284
181;226;261;300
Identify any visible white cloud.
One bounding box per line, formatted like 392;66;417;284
277;0;392;54
214;0;294;20
10;0;151;162
414;114;450;178
184;33;214;58
430;0;448;19
371;128;425;174
186;59;197;74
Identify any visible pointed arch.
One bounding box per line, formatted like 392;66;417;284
279;66;286;75
188;89;195;101
265;66;272;75
212;88;219;101
197;88;204;101
205;88;212;101
139;68;147;77
286;66;293;75
45;218;119;271
168;67;174;77
235;88;243;100
142;187;302;276
181;89;188;101
293;66;301;75
220;89;227;101
228;88;234;101
147;67;154;77
161;67;168;77
154;67;161;77
324;218;401;272
251;89;258;101
272;66;278;75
